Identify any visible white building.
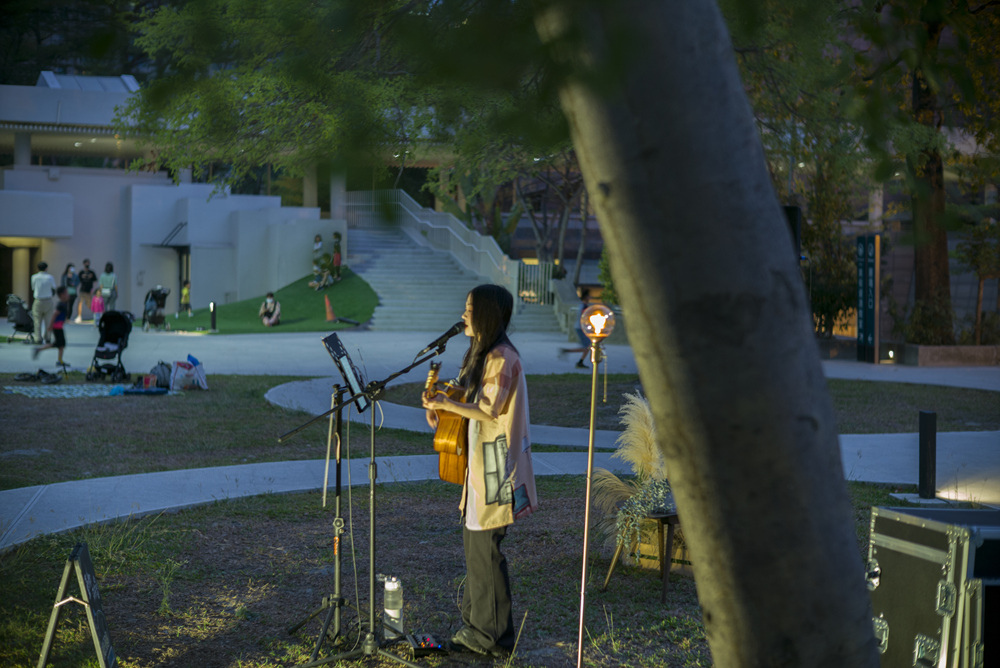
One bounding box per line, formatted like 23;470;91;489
0;72;343;316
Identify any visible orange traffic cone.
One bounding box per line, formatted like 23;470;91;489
325;295;336;322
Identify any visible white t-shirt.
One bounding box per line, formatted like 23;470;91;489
31;272;56;299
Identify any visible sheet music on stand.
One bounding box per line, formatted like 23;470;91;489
323;333;369;414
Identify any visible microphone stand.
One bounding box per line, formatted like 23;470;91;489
286;386;352;660
282;342;452;668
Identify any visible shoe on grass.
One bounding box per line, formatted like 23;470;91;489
450;627;489;656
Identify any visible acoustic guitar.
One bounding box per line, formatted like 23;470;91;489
424;362;468;485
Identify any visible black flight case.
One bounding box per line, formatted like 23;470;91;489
866;507;1000;668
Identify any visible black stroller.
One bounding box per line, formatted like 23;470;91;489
141;286;171;332
87;310;133;382
6;294;36;343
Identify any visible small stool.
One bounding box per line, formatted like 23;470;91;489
601;511;680;604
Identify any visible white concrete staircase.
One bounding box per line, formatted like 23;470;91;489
347;223;562;333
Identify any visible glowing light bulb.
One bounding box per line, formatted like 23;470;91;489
580;304;615;341
589;312;609;335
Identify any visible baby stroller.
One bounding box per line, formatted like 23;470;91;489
6;294;35;343
142;286;171;331
87;310;133;382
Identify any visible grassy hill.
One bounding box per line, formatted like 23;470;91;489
163;268;377;335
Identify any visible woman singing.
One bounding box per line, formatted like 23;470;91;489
422;284;539;656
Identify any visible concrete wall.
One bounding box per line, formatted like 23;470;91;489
193;247;238;306
124;185;333;312
0;189;73;237
1;164;344;318
231;208;344;301
1;166;173;314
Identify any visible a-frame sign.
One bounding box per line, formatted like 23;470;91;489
37;542;117;668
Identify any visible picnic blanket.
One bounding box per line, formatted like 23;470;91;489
5;384;135;399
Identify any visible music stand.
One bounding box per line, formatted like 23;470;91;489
282;335;422;668
285;334;370;660
322;334;369;415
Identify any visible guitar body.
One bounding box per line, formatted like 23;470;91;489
425;363;469;485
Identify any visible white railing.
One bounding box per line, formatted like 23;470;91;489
518;262;556;305
346;189;520;298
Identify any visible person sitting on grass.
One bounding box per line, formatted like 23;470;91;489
33;286;70;367
259;292;281;327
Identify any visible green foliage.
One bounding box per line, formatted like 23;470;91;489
955;218;1000;280
119;0;418;188
890;292;958;345
801;148;870;337
847;0;1000;339
597;246;618;306
958;311;1000;345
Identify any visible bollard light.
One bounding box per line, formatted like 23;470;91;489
210;301;217;332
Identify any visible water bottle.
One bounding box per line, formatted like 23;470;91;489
383;576;403;639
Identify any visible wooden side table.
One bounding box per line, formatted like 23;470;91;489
601;511;680;604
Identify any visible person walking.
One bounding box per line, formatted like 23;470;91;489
98;262;118;312
176;280;192;318
33;286;70;367
30;261;57;344
60;263;79;320
75;258;97;322
421;284;538;657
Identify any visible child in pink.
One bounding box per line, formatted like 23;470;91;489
91;289;105;327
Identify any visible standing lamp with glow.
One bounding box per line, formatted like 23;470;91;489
575;304;615;668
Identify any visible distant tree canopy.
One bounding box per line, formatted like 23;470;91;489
848;0;1000;343
716;0;1000;343
7;0;998;341
0;0;168;85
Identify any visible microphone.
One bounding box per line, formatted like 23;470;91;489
416;321;465;357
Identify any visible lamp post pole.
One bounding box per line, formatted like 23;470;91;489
575;303;615;668
576;338;602;668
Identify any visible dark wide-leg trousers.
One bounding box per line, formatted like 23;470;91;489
462;525;515;650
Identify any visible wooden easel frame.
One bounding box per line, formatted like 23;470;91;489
37;542;117;668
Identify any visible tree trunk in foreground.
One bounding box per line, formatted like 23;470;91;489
535;1;878;666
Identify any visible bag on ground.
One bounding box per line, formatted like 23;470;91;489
151;361;172;388
170;354;208;391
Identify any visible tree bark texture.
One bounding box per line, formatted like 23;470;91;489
535;1;879;665
910;19;954;342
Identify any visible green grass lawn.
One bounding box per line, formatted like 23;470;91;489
385;374;1000;434
2;371;991;667
163;268;377;335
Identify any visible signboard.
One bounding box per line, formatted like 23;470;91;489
38;543;116;668
856;234;881;363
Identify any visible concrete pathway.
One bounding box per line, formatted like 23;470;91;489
2;323;998;552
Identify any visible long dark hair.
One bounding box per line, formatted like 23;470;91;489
459;284;515;400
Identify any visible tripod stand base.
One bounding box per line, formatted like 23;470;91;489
301;631;423;668
287;594;348;636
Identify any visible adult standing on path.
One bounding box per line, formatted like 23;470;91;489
30;261;57;344
60;263;79;320
98;262;118;312
421;284;538;657
75;259;97;322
